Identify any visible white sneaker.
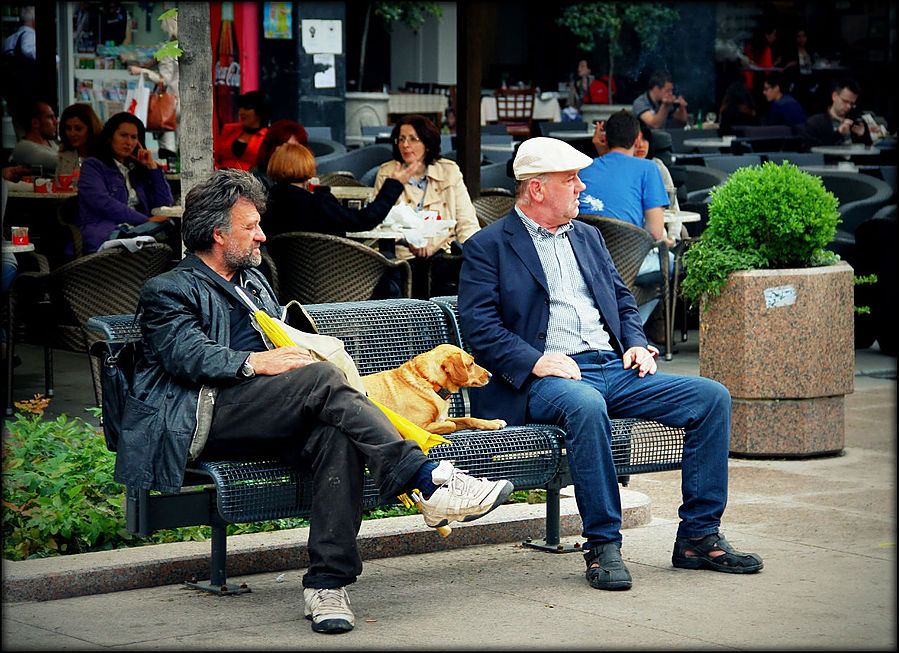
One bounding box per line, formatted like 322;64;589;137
303;587;354;634
416;460;514;528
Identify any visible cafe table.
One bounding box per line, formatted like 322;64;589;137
344;227;408;255
664;209;701;241
810;144;881;159
547;129;594;141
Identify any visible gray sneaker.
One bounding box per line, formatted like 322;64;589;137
415;460;514;528
303;587;354;634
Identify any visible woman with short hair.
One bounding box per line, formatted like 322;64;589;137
261;142;420;239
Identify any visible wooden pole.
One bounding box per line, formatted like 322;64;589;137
456;3;482;199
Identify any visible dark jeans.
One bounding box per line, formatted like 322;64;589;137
527;350;731;551
201;362;429;589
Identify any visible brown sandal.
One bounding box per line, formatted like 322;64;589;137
672;532;763;574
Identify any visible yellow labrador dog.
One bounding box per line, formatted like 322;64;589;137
362;343;507;435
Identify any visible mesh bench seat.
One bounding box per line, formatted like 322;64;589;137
87;297;685;594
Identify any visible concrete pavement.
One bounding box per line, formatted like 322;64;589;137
2;337;896;650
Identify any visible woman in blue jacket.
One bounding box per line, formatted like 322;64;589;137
77;112;173;253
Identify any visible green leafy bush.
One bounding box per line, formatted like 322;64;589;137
682;161;841;307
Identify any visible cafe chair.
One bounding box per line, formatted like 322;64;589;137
669;164;727;202
318;171;365;187
480;161;516;194
767;152;825;167
6;243;172;413
306;138;347;159
266;232;411;304
575;215;676;360
304;126;332;140
817;171;894;263
492;88;536;140
473;195;516;229
316;143;394;180
703;154;762;175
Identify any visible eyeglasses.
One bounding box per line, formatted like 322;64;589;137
837;95;857;107
395;135;422;144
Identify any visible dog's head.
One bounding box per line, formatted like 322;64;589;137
414;344;491;394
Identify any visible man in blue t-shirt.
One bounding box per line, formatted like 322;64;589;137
578;110;674;327
762;73;807;128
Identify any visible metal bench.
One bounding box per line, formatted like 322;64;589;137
87;298;685;595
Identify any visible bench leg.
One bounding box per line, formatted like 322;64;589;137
522;484;581;554
184;519;251;596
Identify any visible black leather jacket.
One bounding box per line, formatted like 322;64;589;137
114;254;281;493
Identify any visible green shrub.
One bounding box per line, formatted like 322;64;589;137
682;161;841;307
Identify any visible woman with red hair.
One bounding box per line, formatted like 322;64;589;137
250;119;308;189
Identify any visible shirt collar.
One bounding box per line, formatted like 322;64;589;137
515;205;573;239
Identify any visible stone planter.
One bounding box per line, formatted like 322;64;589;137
699;262;855;457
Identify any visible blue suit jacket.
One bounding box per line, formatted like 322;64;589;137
458;210;647;425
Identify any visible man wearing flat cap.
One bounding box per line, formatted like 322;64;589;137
458;137;762;591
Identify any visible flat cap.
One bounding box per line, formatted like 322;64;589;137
512;137;594;180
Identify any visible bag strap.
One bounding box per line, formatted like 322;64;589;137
181;255;270;316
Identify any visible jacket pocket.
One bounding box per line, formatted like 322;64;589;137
115;395;161;487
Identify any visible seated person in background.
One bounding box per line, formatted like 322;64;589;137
801;77;871;151
250;119;308;191
636;120;679;215
458;137;762;593
567;59;595;113
632;71;688;130
128;168;512;634
717;80;759;136
372;114;480;298
76;112;173;253
10;99;59;174
261;142;420;239
56;102;104;179
577;110;674;326
214;90;271;170
761;72;807;128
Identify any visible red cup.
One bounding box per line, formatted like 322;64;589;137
11;226;29;245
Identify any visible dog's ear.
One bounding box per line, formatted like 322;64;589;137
444;351;470;385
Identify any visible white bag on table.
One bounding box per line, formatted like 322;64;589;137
381;205;456;248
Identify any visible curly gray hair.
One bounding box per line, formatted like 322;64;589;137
181;169;267;253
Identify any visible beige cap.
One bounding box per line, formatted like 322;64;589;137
512;137;594;180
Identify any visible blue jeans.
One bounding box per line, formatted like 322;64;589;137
527;350;731;551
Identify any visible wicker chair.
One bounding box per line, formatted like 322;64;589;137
317;171;365;187
7;243;172;412
575;215;676;359
473;195;516;228
266;232;412;304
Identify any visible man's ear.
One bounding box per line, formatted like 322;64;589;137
212;227;227;246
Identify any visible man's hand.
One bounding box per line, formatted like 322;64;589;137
837;118;854;136
850;121;866;137
532;353;582;380
622;346;658;378
2;165;29;182
408;242;437;258
248;347;317;375
592;121;609;156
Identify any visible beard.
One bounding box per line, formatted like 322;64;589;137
223;243;262;270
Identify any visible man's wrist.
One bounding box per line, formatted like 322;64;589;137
239;355;256;378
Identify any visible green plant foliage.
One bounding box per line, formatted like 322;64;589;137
375;1;443;32
558;2;678;55
681;161;841;307
2;413;129;559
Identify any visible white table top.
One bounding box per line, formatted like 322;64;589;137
329;186;375;201
810;145;881;157
2;242;35;253
547;130;594;141
683;136;734;148
480;142;516;153
664;210;700;223
153;205;183;218
345;229;408;240
8;189;77;199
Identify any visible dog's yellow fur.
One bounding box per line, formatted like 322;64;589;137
362;344;507;434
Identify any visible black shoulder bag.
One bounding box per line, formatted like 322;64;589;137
90;312;143;452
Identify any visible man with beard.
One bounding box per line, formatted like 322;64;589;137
118;169;513;634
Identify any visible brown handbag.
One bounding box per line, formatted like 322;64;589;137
146;82;177;131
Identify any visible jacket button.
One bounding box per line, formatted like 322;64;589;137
166;392;174;398
544;298;550;305
538;332;546;339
